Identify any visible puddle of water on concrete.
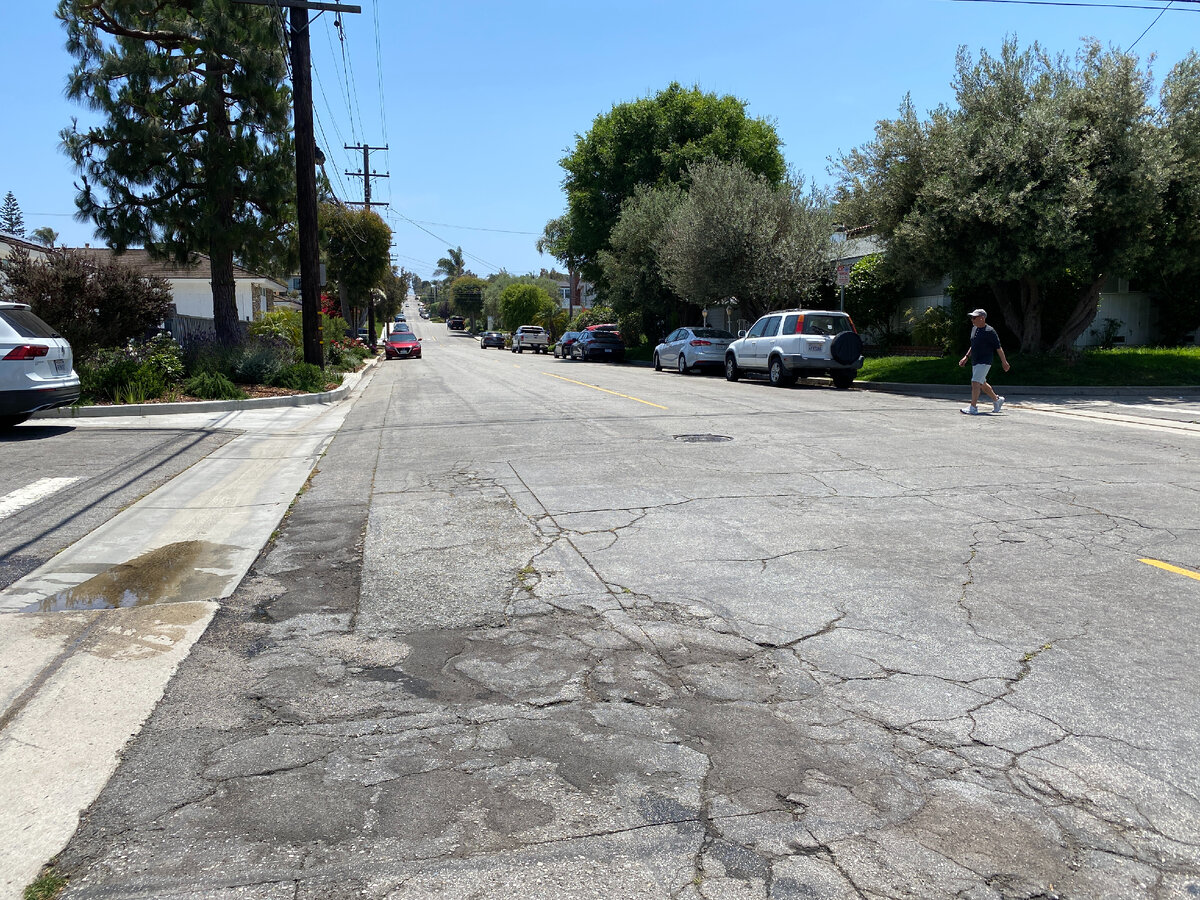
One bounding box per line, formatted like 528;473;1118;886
23;541;237;613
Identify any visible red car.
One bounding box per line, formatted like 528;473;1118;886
384;330;422;360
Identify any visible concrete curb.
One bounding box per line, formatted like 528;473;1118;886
33;356;380;420
854;381;1200;400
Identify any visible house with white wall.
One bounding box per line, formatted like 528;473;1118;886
0;231;54;267
71;247;288;337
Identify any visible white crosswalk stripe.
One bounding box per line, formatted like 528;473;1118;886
0;477;82;520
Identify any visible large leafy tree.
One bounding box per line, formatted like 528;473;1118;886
1152;52;1200;344
836;39;1169;352
498;283;557;334
320;204;391;325
560;82;786;283
597;183;685;337
58;0;295;344
655;159;834;322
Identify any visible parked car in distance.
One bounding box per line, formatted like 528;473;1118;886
511;325;549;354
573;329;626;362
394;313;407;324
384;330;422;360
447;315;466;330
480;331;506;349
724;309;863;389
654;327;736;374
553;331;582;358
0;301;80;428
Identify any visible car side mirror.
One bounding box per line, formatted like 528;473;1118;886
738;330;747;338
417;338;423;342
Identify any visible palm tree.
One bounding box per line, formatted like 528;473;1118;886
434;246;465;280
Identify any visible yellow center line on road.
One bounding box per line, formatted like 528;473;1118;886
543;372;668;409
1139;558;1200;582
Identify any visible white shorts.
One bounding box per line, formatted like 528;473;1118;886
971;363;992;383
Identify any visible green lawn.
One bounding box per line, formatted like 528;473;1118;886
859;347;1200;386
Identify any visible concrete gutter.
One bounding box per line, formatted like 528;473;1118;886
856;380;1200;399
32;357;379;419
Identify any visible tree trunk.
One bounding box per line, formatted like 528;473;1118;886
990;277;1042;352
569;267;580;319
209;249;240;344
205;60;240;345
1050;274;1107;352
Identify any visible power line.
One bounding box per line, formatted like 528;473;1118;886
947;0;1200;10
407;219;541;236
1128;0;1174;49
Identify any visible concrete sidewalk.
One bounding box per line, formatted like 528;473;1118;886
0;364;377;900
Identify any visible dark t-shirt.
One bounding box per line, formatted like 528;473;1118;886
969;325;1001;365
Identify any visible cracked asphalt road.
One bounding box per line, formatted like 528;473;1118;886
51;330;1200;899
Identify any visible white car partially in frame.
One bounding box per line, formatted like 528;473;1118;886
0;301;80;429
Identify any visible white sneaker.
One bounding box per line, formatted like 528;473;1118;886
993;396;1005;413
961;406;981;415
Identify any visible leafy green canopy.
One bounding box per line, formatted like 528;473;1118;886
560;82;786;282
499;283;558;334
655;159;833;322
836;39;1170;352
450;275;488;328
319;204;392;320
58;0;295;343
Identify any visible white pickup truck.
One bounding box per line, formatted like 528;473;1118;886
510;325;550;354
724;309;864;389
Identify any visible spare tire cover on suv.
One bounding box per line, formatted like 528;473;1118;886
830;331;863;365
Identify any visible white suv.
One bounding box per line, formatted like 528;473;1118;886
0;302;80;428
724;309;863;389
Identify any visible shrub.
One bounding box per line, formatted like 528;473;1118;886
78;351;140;403
181;334;240;380
232;338;293;385
270;362;328;392
249;308;303;348
909;306;956;353
185;371;247;400
131;333;184;381
111;364;168;404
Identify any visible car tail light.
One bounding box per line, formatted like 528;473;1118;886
3;344;50;360
848;316;858;333
791;315;805;334
689;339;712;346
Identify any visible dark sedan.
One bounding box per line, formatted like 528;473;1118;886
572;329;626;362
553;331;582;358
480;331;506;349
384;331;422;359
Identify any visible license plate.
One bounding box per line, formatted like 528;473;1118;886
54;358;66;374
807;342;823;353
603;348;612;353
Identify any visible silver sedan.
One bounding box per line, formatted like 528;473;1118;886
653;327;736;374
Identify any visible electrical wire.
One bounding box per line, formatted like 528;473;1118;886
947;0;1198;10
1127;0;1173;49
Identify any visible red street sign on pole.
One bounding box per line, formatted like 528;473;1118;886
835;264;851;287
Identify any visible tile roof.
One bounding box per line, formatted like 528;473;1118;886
68;247;285;288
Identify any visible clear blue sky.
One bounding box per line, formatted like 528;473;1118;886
2;0;1196;281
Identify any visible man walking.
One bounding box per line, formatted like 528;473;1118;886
958;308;1010;415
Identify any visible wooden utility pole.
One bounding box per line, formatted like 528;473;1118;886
344;143;388;349
233;0;361;366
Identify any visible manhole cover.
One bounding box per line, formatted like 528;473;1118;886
673;434;733;443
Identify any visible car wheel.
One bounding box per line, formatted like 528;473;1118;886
0;413;32;430
769;356;796;387
724;355;740;382
831;370;855;390
653;353;661;371
677;354;691;375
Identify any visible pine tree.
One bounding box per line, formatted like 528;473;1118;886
1;192;26;236
58;0;295;343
